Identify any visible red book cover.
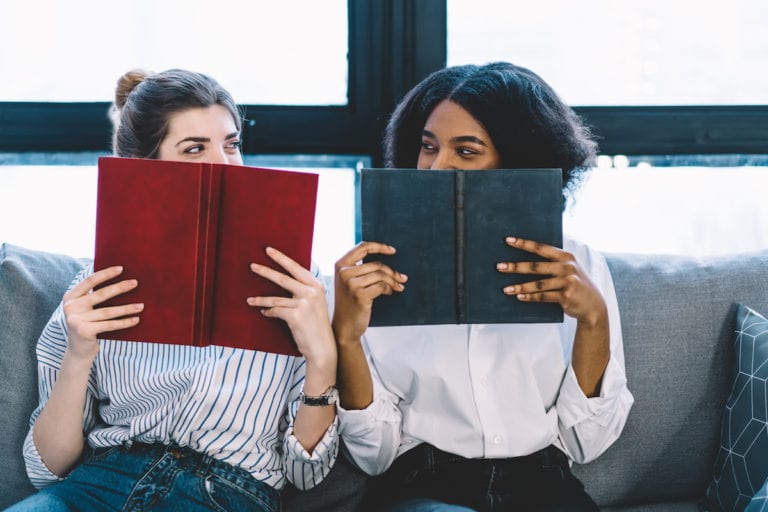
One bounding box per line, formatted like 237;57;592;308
93;156;318;356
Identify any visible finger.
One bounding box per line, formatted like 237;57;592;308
502;277;567;296
250;262;304;296
515;291;560;303
80;303;144;321
339;260;408;283
263;246;315;285
505;237;564;260
65;278;138;312
65;266;125;302
347;270;405;293
357;281;401;300
496;260;560;275
92;316;141;337
247;296;295;308
87;279;140;308
335;241;397;270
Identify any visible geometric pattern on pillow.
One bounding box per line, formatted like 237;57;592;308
706;304;768;512
746;478;768;512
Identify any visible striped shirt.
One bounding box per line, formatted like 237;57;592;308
23;264;338;491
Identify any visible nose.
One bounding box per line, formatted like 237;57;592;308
429;150;456;170
207;147;228;164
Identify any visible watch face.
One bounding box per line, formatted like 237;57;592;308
301;386;339;406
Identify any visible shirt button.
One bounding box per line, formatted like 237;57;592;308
493;435;502;445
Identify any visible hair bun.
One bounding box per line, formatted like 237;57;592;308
114;69;151;109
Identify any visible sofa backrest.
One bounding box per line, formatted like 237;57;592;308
572;250;768;507
0;243;87;509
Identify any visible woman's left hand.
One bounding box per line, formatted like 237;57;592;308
247;247;336;366
497;236;606;326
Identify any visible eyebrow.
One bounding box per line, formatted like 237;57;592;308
174;132;240;147
422;129;488;147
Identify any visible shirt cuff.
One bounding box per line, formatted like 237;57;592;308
284;415;340;463
557;356;627;429
23;429;65;489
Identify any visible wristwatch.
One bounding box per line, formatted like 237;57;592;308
299;385;339;406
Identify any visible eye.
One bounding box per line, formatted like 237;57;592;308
457;147;477;157
184;144;204;154
420;140;436;152
227;139;242;150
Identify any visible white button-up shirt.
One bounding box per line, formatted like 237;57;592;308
339;238;634;475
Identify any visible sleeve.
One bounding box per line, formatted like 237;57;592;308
281;357;340;490
336;335;404;476
555;245;635;464
280;262;340;490
23;266;101;488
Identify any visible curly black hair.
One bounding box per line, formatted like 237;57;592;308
383;62;598;202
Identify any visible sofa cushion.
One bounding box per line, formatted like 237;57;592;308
572;250;768;507
0;243;87;509
706;304;768;512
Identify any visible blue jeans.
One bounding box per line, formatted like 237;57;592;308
363;444;598;512
5;442;279;512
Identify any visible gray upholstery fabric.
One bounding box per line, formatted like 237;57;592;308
0;243;86;509
572;250;768;507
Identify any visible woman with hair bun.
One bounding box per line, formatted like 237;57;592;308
7;69;339;512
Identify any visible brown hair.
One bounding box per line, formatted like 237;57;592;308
110;68;242;159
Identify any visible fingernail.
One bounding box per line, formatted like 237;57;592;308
504;286;515;294
114;266;124;273
497;263;507;270
517;294;525;300
129;279;138;286
250;263;259;271
246;297;255;305
506;237;517;244
399;273;408;281
135;303;144;311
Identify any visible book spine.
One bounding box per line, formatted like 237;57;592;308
455;170;465;324
195;165;222;347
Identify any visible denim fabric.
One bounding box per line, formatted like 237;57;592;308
5;443;279;512
363;444;598;512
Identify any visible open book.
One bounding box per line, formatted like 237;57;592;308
94;157;318;355
361;168;563;326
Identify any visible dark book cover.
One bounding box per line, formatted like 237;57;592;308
361;168;563;326
93;157;318;355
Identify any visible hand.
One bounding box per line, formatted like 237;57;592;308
62;266;143;362
247;247;336;366
332;242;407;344
497;237;607;325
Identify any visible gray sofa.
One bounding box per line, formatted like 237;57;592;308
2;241;768;511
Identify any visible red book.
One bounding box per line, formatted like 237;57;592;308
93;156;318;356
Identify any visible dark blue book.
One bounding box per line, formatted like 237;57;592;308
361;168;564;326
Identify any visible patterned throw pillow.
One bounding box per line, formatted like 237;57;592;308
706;304;768;511
746;478;768;512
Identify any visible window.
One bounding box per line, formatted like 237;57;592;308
448;0;768;106
448;0;768;256
1;1;348;105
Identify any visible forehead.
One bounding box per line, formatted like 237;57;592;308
165;105;238;136
424;100;488;136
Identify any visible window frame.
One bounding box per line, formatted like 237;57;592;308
1;0;766;159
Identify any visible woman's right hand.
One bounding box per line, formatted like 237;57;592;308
332;242;407;344
62;266;144;361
